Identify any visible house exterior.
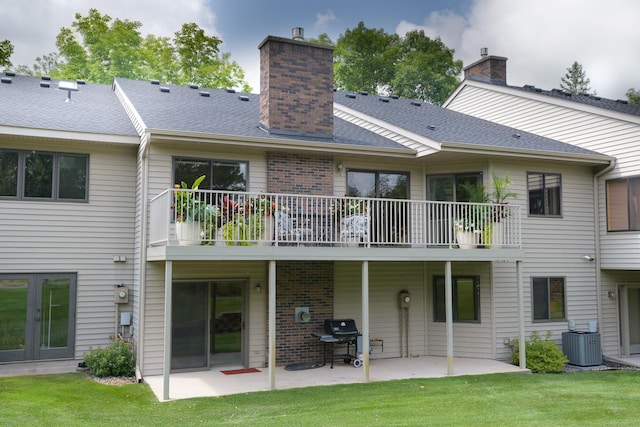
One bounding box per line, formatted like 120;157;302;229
443;53;640;359
1;33;615;397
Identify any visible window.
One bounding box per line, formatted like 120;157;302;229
426;172;483;202
433;276;480;322
347;169;409;243
532;277;565;321
528;172;561;216
0;149;88;201
606;177;640;231
174;158;248;191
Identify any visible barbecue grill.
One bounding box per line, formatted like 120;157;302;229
314;319;361;368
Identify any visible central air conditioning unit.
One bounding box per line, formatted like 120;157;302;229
562;331;602;366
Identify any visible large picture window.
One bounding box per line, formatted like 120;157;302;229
0;149;88;201
606;177;640;231
433;276;480;323
532;277;566;321
174;158;248;191
528;172;561;216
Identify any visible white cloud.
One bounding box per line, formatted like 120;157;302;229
314;9;337;32
395;0;640;99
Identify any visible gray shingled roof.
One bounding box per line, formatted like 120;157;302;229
336;91;608;158
114;78;407;150
514;83;640;117
0;74;137;136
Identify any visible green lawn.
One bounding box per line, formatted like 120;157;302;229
1;370;639;426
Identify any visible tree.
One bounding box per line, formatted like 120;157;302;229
626;88;640;105
389;30;462;104
0;39;14;68
306;33;335;47
334;22;398;95
560;61;594;95
21;8;250;91
333;22;462;104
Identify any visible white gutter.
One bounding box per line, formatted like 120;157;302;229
441;141;615;165
0;126;139;145
593;159;616;359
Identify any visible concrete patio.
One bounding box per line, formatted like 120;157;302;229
144;356;530;401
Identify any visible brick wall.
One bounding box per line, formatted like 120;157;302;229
259;36;334;136
275;261;333;365
267;153;333;195
464;56;507;84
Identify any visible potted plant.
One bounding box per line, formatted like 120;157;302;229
455;181;488;249
174;175;206;245
484;171;517;248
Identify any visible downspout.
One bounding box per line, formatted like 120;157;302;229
136;133;151;381
593;159;616;358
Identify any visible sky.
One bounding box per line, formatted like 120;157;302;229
1;0;638;100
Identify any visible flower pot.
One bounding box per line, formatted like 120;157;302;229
456;230;479;249
485;222;504;249
176;221;202;246
258;215;274;246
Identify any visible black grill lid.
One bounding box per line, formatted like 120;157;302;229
324;319;358;335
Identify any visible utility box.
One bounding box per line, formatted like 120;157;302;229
562;331;602;366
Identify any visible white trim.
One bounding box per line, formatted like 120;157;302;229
0;125;139;145
334;103;441;156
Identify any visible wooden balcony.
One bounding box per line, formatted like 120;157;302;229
147;190;521;262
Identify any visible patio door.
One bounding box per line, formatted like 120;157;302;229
171;280;244;370
619;285;640;355
0;273;76;362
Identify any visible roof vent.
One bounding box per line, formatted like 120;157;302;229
292;27;304;40
189;84;199;89
40;81;50;88
359;91;369;96
410;101;421;106
5;71;16;77
480;47;488;57
58;80;79;102
41;75;51;81
1;77;11;84
199;91;210;97
226;88;236;93
159;86;170;93
390;95;399;99
345;93;356;99
150;80;160;85
76;79;86;85
378;97;390;103
428;125;436;130
513;133;521;138
239;95;249;101
616;99;628;105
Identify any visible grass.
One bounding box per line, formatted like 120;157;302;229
1;370;640;426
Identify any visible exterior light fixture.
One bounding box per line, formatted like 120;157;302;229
255;283;262;293
581;255;595;261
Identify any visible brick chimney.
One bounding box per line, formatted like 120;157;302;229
258;29;335;137
464;48;508;85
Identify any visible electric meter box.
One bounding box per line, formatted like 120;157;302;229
115;286;129;304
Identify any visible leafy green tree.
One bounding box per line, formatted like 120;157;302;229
1;39;14;68
626;88;640;105
333;22;462;104
334;22;398;95
19;8;249;91
560;61;594;95
390;30;462;104
306;33;335;46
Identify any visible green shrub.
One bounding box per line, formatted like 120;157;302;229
84;340;135;378
511;330;568;373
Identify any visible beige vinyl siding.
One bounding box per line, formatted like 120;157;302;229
334;262;427;359
447;83;640;269
0;139;137;358
141;260;268;376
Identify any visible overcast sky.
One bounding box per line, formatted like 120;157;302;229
1;0;638;100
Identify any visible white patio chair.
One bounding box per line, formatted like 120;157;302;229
339;215;370;246
275;211;312;245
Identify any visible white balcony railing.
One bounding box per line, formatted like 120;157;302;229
148;189;521;249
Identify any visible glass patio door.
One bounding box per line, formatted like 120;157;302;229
0;273;76;362
210;281;243;366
